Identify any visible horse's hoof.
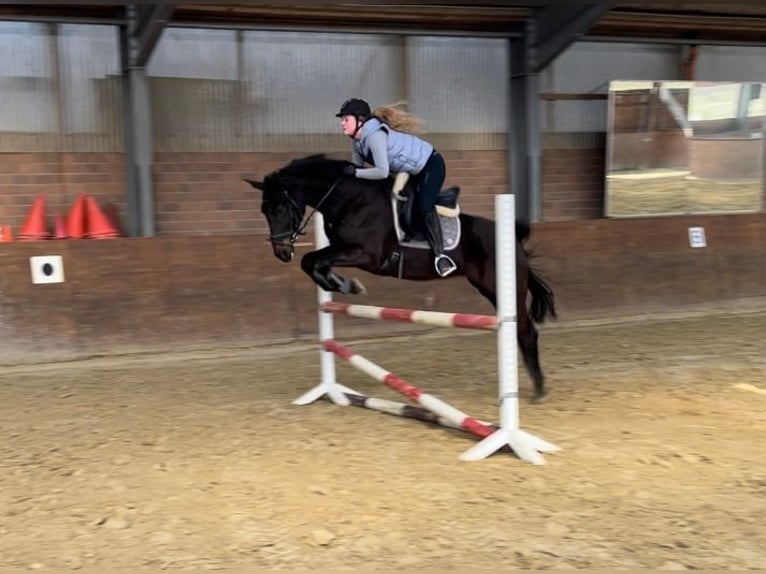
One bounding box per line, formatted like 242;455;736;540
350;278;367;295
530;390;549;404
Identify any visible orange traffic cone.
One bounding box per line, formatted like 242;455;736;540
66;194;87;239
54;214;68;239
0;224;12;242
84;196;119;239
18;194;51;241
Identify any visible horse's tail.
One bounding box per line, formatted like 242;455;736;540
516;220;531;243
516;218;556;323
528;267;557;323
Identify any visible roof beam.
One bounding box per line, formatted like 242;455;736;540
533;3;611;71
2;3;766;43
130;3;175;68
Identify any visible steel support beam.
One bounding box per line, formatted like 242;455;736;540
120;4;173;237
120;22;139;237
507;4;610;222
507;20;541;223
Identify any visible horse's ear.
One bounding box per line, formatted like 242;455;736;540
243;178;264;191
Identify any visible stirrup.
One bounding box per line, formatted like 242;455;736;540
434;254;457;278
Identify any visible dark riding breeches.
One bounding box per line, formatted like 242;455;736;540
414;150;446;220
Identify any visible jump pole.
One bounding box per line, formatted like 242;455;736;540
342;391;498;434
293;195;558;464
324;338;497;440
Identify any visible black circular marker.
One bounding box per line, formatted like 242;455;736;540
42;263;54;276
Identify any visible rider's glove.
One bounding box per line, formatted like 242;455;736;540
343;164;357;177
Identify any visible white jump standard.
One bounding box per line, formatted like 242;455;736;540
293;194;559;465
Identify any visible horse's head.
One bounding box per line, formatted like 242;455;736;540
244;173;306;262
246;155;352;261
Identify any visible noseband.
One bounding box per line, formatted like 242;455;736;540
267;191;304;247
268;177;343;253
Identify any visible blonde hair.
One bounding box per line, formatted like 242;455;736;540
372;100;425;134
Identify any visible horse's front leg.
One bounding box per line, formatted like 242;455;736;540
301;246;374;295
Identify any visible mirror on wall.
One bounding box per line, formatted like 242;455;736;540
605;80;765;217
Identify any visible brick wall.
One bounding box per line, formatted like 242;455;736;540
152;149;511;236
153;151;297;236
1;148;603;236
542;148;606;220
0;152;126;237
3;143;764;235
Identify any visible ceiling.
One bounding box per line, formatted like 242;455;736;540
1;2;766;43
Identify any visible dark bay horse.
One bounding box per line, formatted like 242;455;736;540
245;154;556;402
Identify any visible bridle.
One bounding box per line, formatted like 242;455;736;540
267;177;343;253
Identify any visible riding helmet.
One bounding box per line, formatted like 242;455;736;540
336;98;371;120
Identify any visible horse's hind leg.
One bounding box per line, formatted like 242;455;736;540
518;312;548;403
471;283;548;403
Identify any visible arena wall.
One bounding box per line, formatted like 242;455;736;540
2;212;764;364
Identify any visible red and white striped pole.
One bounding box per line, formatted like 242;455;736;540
342;390;498;434
320;301;499;331
324;339;495;441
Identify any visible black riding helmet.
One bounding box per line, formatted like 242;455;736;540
336;98;371;139
336;98;371;121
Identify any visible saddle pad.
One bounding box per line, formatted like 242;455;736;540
391;196;461;251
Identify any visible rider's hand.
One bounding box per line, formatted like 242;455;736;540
343;164;357;177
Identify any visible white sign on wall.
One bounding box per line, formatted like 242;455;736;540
30;255;65;284
688;227;707;248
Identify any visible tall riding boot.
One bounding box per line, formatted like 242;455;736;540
424;209;457;277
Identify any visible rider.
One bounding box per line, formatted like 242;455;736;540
336;97;458;278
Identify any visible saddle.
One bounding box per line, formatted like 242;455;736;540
390;172;462;250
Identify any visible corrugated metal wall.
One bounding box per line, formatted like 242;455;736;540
0;22;121;152
0;23;511;153
148;29;509;152
541;41;681;149
2;21;766;155
407;36;508;149
696;46;766;81
149;29;408;151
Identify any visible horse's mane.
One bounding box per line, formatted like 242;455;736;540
279;154;347;183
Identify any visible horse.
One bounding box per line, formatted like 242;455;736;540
245;154;557;402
